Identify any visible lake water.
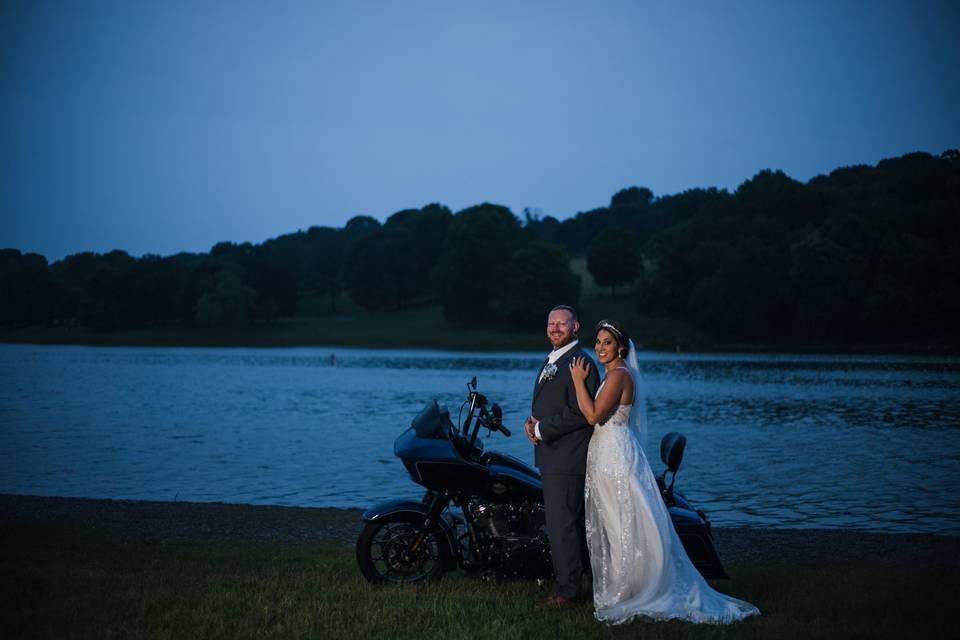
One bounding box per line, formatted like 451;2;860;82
1;344;959;534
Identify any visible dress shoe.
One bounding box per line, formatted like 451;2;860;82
537;594;578;609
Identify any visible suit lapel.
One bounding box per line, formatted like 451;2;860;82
532;344;581;403
532;357;549;402
550;347;578;392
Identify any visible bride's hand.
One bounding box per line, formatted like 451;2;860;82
569;357;589;382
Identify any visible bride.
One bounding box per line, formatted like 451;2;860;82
569;319;760;624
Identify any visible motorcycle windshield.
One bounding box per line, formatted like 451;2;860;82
410;400;451;439
395;400;461;463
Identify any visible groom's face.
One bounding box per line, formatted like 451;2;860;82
546;309;578;350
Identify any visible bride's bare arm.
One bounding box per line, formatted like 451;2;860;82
569;358;626;425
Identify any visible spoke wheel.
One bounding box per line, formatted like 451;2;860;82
356;513;449;584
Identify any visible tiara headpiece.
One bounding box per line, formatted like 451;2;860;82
597;321;624;341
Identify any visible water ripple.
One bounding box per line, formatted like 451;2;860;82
1;344;959;534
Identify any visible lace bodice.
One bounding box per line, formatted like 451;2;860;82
595;373;633;428
597;403;632;427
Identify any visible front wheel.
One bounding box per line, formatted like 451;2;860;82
356;513;451;584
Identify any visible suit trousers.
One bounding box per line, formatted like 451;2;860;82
542;473;587;599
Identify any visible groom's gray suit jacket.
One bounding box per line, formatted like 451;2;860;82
532;343;600;475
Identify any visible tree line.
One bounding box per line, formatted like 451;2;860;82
2;149;958;342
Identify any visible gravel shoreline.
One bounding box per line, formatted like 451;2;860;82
4;494;958;568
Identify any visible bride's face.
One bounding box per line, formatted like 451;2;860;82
595;330;621;365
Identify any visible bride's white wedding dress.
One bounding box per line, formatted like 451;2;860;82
585;368;760;625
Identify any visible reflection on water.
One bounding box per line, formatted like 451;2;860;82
1;344;959;534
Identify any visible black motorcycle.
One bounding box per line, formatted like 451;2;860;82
356;377;728;584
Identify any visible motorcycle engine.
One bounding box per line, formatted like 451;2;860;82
466;499;552;579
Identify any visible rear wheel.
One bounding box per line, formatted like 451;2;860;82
356;513;449;584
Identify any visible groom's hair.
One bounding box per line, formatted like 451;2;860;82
549;304;578;322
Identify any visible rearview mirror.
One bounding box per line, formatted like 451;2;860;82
660;432;687;473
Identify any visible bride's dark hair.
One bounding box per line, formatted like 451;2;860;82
595;319;630;359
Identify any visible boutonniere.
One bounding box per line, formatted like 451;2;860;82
541;363;558;382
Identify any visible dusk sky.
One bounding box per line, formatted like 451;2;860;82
3;0;958;262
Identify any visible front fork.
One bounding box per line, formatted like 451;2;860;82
409;490;451;553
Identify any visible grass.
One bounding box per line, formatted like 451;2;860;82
3;521;957;640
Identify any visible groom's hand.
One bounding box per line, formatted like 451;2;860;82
524;416;538;444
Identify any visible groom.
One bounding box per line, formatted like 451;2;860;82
525;304;599;608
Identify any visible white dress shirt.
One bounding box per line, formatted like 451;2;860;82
534;339;579;440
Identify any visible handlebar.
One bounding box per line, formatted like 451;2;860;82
462;386;511;445
480;402;510;437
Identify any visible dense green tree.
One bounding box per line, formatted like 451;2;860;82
194;240;294;322
341;216;381;251
258;233;303;282
587;226;641;295
522;209;563;246
558;207;611;253
384;203;453;301
257;232;312;315
436;204;522;323
340;216;381;301
610;186;654;209
554;186;655;253
131;255;185;326
248;260;297;319
73;250;139;331
345;226;417;311
209;241;255;266
687;236;790;337
303;226;343;312
194;269;258;327
500;242;580;329
0;249;60;325
789;231;868;339
638;190;741;317
51;252;103;320
735;169;823;229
